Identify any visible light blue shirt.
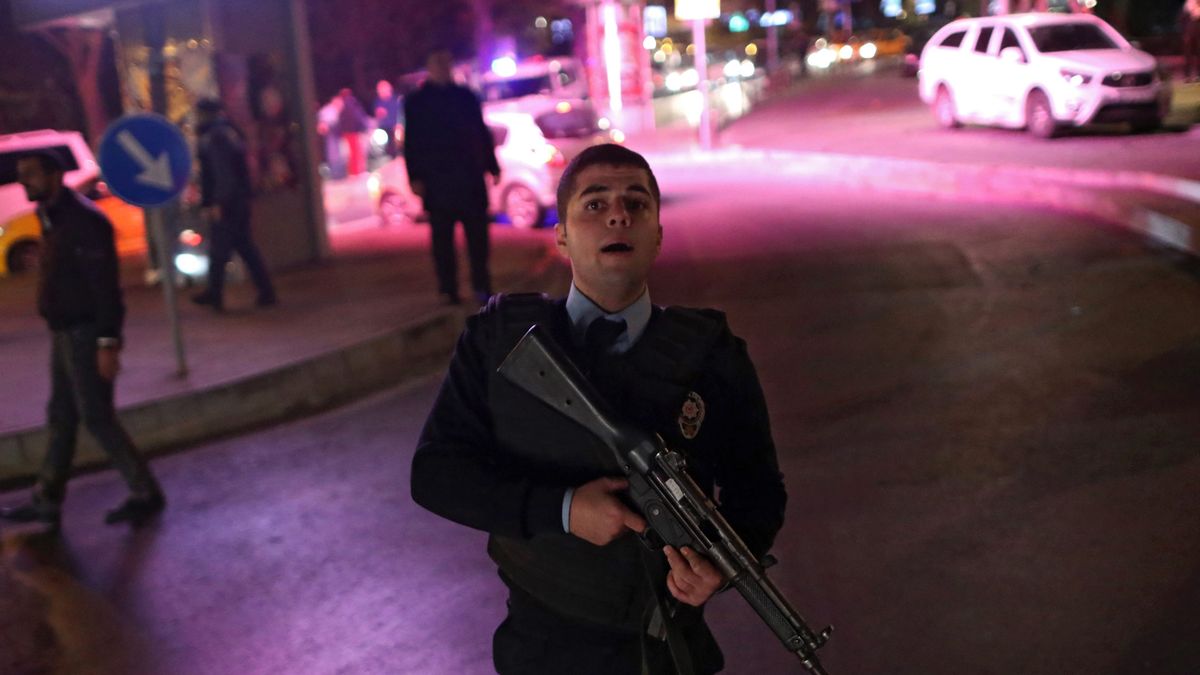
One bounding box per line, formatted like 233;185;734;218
561;284;653;533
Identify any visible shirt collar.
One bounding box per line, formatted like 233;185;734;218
565;284;652;354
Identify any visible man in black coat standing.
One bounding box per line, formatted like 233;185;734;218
403;48;500;305
0;152;165;530
190;98;277;312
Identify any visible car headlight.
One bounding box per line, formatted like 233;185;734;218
1060;69;1093;87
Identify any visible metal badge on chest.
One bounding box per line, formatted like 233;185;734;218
678;391;705;440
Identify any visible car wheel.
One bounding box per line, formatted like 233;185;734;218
7;241;41;274
379;191;416;227
933;85;961;129
1025;90;1059;139
503;183;544;229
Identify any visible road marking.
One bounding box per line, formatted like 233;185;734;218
116;130;173;190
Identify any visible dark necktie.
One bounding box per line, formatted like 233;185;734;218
582;317;626;372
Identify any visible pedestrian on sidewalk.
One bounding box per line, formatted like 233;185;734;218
374;78;403;158
411;144;787;673
338;88;369;176
0;151;165;531
1183;0;1200;82
403;47;500;305
318;94;346;179
191;98;277;312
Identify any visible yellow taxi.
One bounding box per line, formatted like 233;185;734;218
0;129;146;276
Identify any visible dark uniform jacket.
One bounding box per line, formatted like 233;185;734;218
36;188;125;342
402;81;499;212
411;296;787;665
197;119;252;221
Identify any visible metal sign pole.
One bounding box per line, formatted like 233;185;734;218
99;113;194;378
765;0;780;75
148;205;188;376
693;18;713;150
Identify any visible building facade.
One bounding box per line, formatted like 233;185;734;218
11;0;327;268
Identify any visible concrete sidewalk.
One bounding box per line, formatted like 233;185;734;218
0;222;566;484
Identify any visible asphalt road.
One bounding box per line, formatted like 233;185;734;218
4;160;1199;674
721;63;1200;181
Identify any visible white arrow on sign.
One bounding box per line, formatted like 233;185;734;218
116;130;174;191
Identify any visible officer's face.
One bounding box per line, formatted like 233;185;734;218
556;164;662;300
16;158;61;204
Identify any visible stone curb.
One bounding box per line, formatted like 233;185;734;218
0;241;568;488
0;308;462;486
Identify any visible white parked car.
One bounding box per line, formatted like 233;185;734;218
371;99;621;229
918;13;1170;138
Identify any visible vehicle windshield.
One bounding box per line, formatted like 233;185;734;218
1027;23;1119;53
535;108;600;139
483;75;554;102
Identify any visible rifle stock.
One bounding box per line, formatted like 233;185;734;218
497;325;832;673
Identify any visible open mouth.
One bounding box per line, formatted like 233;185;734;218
601;242;633;253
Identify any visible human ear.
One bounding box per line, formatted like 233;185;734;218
555;222;570;257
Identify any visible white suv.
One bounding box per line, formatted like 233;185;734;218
918;13;1170;138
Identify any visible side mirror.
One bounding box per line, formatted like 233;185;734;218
1000;46;1027;64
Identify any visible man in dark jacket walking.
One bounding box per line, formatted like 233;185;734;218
403;48;500;305
191;98;277;312
0;152;165;530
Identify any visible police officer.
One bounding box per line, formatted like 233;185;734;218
411;144;786;674
190;98;277;312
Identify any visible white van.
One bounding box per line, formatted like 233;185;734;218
918;13;1170;138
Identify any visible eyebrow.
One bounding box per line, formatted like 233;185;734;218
579;183;652;198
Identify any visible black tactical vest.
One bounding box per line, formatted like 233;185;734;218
480;293;726;631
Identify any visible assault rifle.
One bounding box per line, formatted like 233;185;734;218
497;325;832;674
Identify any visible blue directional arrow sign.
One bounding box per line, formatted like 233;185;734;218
98;114;192;208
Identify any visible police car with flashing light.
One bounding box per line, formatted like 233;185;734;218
371;97;623;229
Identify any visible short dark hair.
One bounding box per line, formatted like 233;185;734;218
18;150;65;175
555;144;660;224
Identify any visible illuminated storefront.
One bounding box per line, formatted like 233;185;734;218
11;0;327;267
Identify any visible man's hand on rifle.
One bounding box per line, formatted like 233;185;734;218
664;545;725;607
569;477;646;546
